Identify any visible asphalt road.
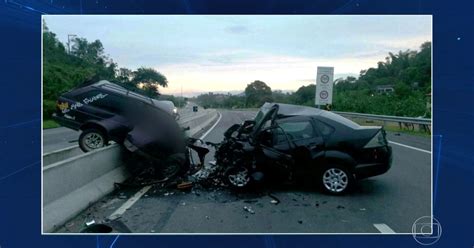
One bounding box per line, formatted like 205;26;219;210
57;109;431;234
43;127;79;153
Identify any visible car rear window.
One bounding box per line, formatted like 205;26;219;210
76;90;125;114
314;119;335;136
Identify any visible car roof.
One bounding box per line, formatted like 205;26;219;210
261;102;361;129
92;80;126;88
261;102;324;117
92;80;154;104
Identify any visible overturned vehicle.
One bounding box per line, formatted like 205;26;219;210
208;103;393;195
53;80;190;179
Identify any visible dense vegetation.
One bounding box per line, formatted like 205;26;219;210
42;21;181;120
195;42;431;117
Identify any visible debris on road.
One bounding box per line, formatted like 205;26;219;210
268;193;280;205
85;220;96;226
243;206;255;214
177;181;193;190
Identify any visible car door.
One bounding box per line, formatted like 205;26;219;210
275;116;325;168
71;89;114;122
256;125;295;178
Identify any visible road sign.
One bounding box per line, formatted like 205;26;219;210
320;90;329;99
315;66;334;105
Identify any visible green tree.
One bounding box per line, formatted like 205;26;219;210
42;21;170;120
291;84;316;106
244;80;273;107
132;67;168;97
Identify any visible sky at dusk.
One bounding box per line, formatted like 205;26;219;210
44;15;431;96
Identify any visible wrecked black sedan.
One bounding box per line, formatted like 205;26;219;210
213;103;392;195
53;80;188;178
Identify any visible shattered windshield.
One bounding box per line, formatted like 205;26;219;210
254;110;266;125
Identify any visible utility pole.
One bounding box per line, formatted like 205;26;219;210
67;34;77;54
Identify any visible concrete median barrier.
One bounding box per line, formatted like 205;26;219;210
43;144;128;232
42;108;218;233
182;109;218;138
43;145;83;166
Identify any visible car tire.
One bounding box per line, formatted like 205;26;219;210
161;153;186;179
320;164;354;195
79;129;108;152
225;166;251;190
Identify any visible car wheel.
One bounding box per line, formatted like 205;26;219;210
79;129;108;152
161;153;186;179
320;164;354;195
225;167;251;189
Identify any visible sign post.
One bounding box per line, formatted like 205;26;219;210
315;66;334;108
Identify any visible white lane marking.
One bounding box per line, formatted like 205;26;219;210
108;185;152;221
199;112;222;140
373;223;396;233
388;141;431;154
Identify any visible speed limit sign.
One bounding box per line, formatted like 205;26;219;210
315;67;334;105
320;90;329;99
320;74;330;84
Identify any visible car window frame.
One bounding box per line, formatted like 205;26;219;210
312;118;335;138
275;116;320;142
76;88;126;115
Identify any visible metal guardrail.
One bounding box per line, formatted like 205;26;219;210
333;111;431;125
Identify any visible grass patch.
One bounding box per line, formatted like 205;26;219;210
349;117;431;137
383;126;431;137
43;119;60;129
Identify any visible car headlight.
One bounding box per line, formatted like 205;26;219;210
173;107;178;114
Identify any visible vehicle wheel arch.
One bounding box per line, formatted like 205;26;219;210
78;123;110;152
319;150;357;172
80;121;109;137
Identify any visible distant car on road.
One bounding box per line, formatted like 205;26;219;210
53;80;187;178
214;102;393;195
